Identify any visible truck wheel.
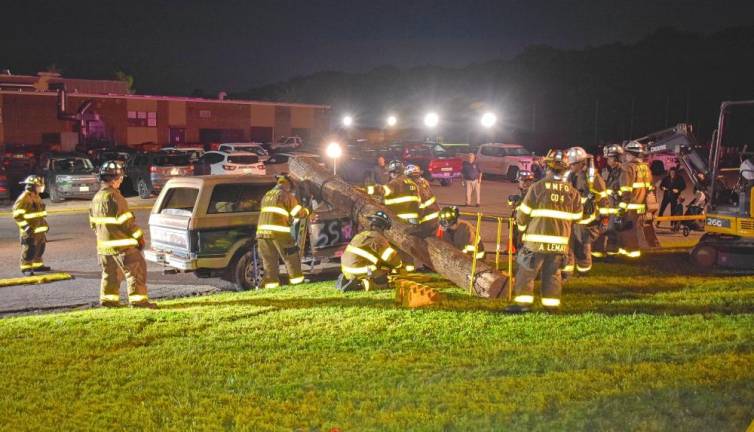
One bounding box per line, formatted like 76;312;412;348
440;179;451;186
137;178;152;199
49;187;64;203
506;166;519;182
691;243;717;269
231;249;263;291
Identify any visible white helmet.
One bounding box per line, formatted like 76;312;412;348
566;147;589;164
624;140;647;156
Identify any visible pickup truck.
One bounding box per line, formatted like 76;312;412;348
144;175;354;290
397;142;463;186
476;143;535;181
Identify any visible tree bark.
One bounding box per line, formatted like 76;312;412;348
289;157;508;298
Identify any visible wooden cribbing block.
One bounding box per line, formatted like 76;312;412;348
394;279;442;308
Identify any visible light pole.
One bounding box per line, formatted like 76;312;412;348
480;112;497;129
325;141;342;175
341;115;353;128
386;115;397;127
424;112;439;129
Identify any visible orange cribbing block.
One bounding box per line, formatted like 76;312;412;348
394;279;442;308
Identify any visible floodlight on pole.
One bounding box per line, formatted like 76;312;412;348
386;115;397;127
480;112;497;129
424;112;439;128
325;141;343;175
341;115;353;128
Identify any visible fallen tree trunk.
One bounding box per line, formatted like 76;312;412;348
289;157;508;298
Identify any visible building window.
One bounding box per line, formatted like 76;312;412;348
128;111;157;127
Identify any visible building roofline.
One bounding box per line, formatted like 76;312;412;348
0;89;330;109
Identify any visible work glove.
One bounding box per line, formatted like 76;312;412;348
137;237;146;250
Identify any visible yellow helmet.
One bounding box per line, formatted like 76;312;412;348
543;149;569;171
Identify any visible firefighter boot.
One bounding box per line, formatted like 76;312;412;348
504;304;531;314
130;301;159;309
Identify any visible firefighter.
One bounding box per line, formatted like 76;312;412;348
437;206;485;259
592;144;624;257
616;141;653;258
509;170;535;251
256;174;310;289
13;175;50;275
506;149;582;313
382;160;420;271
565;147;608;274
337;210;402;291
90;161;155;308
405;164;440;238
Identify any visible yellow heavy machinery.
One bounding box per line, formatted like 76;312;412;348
690;101;754;269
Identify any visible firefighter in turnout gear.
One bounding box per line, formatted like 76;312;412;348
437;206;485;259
616;141;654;258
509;170;535;252
382;160;420;270
592;144;625;257
506;149;582;313
564;147;608;274
255;174;310;289
90;161;155;308
337;211;402;291
405;164;440;237
13;175;50;275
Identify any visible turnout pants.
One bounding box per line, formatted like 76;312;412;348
20;234;46;271
567;224;600;273
617;211;642;257
513;249;566;308
257;236;304;288
338;268;390;291
98;247;148;304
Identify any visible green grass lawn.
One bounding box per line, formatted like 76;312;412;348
1;253;753;431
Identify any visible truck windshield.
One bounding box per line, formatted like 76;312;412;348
229;155;259;164
52;158;94;172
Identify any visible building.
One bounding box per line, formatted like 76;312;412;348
0;72;331;151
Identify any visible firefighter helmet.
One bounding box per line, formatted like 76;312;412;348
19;175;44;186
624;140;647;157
404;164;421;177
387;160;404;174
543;149;569;171
275;173;292;186
99;160;124;177
516;170;535;182
566;146;589;164
603;144;624;158
367;210;391;230
438;206;459;228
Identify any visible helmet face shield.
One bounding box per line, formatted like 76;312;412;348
438;206;459;228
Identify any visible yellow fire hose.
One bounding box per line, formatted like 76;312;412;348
0;273;73;288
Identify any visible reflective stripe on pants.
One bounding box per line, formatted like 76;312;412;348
513;249;564;305
99;248;147;304
257;237;303;288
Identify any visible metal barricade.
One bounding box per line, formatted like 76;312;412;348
459;211;515;300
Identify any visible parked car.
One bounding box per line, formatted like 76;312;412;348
396;142;463;186
271;136;303;151
85;146;136;166
144;175;354;290
194;151;266;176
476;143;535;180
0;166;10;203
3;145;39;197
39;153;99;202
124;152;194;198
265;151;323;177
161;146;205;163
216;142;270;162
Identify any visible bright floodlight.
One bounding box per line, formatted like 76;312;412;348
386;115;397;127
481;112;497;129
342;115;353;128
326;141;342;159
424;112;439;128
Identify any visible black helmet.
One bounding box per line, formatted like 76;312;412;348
367;210;391;230
387;160;404;174
99;160;124;177
19;175;44;186
543;149;569;172
438;206;459;228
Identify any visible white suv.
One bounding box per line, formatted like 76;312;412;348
216;142;270;162
195;151;266;176
476;143;535;180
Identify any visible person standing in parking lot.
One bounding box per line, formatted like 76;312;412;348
13;175;50;275
462;153;482;207
656;167;686;227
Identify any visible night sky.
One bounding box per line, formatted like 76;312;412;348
3;0;754;95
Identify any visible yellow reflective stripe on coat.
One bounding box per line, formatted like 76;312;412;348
290;205;306;217
16;220;29;227
541;297;561;307
463;245;476;253
514;295;534;304
261;206;290;217
257;224;291;233
419;211;439;223
89;212;134;225
98;238;139;248
529;209;583;220
366;185;375;195
419;196;436;209
516;224;527;231
384;195;420;205
289;276;305;284
129;294;149;303
12;209;26;217
33;226;49;234
521;234;569;245
346;245;380;264
518;203;533;214
132;229;144;239
380;247;396;262
23;211;47;220
599;208;618;215
397;213;419;219
475;251;485;259
578;215;596;225
382;185;392;196
620;186;633;192
342;264;377;275
632;182;652;188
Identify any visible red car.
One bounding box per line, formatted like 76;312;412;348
395;142;464;186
